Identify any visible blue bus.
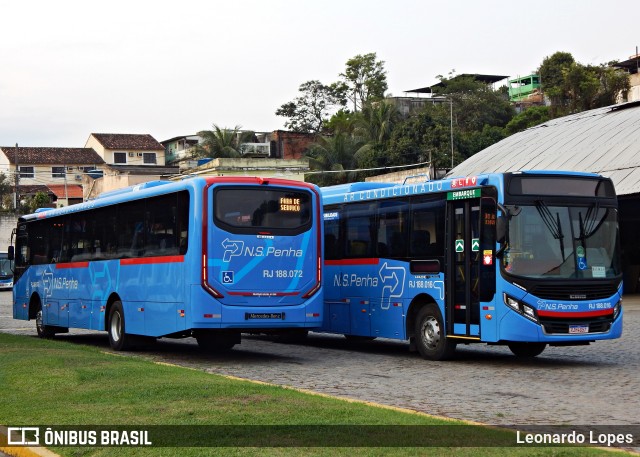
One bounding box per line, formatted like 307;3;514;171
320;171;622;359
9;176;323;351
0;251;13;289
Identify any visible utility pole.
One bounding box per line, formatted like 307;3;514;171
450;98;454;169
14;143;19;214
63;163;68;208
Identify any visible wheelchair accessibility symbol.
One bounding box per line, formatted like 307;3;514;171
222;271;234;284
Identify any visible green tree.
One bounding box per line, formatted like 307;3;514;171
539;52;632;116
387;106;452;169
0;172;12;210
276;80;347;133
195;124;255;158
563;62;600;112
539;51;575;115
335;53;388;112
351;100;400;174
27;191;51;213
593;63;631;106
505;106;551;134
305;133;364;186
423;75;514;163
323;109;360;135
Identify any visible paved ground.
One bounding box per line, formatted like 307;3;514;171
1;291;639;442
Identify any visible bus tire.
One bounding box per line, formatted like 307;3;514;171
35;302;55;338
415;304;456;361
508;342;546;358
107;301;132;351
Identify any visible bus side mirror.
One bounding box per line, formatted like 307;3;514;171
7;246;14;261
496;203;511;244
496;216;507;243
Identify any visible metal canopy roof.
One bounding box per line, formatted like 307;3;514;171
446;101;640;196
406;74;509;94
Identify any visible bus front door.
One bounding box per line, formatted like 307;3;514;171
446;196;481;340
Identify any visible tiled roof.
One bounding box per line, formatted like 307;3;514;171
0;147;105;165
91;133;164;151
47;184;84;199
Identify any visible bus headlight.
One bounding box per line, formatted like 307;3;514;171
503;294;539;323
613;300;621;320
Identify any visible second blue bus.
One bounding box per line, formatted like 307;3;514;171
319;171;622;360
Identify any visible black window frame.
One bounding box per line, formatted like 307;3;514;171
19;166;35;178
213;186;313;236
113;152;127;164
52;166;65;179
19;190;190;265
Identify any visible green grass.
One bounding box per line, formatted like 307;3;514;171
0;333;627;456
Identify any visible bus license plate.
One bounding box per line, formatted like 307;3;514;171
569;324;589;334
245;312;284;320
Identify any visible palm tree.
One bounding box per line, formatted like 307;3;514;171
351;100;400;173
305;132;366;186
195;124;255;158
356;100;398;146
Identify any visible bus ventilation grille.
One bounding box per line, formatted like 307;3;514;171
529;283;618;301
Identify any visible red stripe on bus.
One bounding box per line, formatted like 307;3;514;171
120;255;185;266
537;309;614;318
325;258;380;266
56;262;89;269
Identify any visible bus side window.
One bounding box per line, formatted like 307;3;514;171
388;232;406;257
324;214;341;260
410;230;431;257
344;203;375;258
410;196;445;258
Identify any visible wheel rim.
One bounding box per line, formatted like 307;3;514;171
420;316;441;350
110;311;122;342
36;309;44;333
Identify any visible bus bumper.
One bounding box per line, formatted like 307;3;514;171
498;308;623;343
188;286;324;330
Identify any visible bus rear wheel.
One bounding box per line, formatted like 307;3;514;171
415;305;457;361
108;301;132;351
508;342;546;358
35;303;55;338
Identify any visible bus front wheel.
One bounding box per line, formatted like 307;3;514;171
35;303;55;338
108;301;132;351
508;342;546;358
415;305;457;361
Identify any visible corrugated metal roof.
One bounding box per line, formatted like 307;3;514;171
447;101;640;196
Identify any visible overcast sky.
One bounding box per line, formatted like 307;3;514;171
1;0;637;147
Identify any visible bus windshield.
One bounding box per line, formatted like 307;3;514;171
0;257;11;276
503;203;620;279
214;188;312;232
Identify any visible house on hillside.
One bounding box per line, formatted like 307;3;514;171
84;133;179;199
0;146;105;208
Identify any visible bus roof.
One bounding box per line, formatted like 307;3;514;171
321;182;396;197
19;176;319;222
320;171;607;206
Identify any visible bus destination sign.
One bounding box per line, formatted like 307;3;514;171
447;188;481;200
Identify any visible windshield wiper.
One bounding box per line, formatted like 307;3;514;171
535;200;566;260
578;201;603;240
